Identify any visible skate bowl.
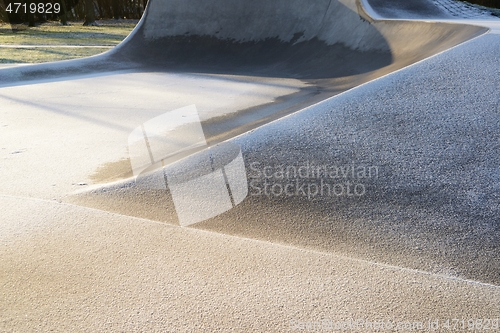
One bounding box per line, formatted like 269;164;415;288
0;0;487;164
65;0;499;286
0;0;485;85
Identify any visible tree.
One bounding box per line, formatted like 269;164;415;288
59;0;69;25
27;1;36;27
83;0;98;26
112;0;123;19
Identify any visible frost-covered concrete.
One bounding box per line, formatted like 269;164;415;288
74;32;500;285
364;0;500;34
0;72;305;199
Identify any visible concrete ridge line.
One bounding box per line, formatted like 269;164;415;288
360;0;383;20
2;193;499;290
184;229;500;290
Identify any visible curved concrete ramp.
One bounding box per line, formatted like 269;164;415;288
365;0;451;18
113;0;393;78
73;40;500;282
63;1;497;285
0;0;484;85
64;0;498;285
0;0;486;149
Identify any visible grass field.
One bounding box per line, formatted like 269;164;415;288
0;20;138;63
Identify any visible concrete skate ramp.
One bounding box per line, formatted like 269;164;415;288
1;0;495;281
112;0;395;78
0;0;484;85
110;0;486;79
2;2;500;329
60;0;496;283
365;0;451;18
0;0;485;154
71;32;500;286
0;0;486;150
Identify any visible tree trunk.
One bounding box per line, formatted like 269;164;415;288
60;0;68;25
28;15;36;27
83;0;97;26
28;2;36;27
112;0;122;19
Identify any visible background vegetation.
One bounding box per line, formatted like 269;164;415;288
0;0;145;26
0;20;137;63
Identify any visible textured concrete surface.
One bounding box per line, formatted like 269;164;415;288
363;0;500;34
366;0;500;19
432;0;500;18
0;72;306;199
2;195;499;332
74;33;500;286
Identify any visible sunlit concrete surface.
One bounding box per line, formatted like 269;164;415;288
0;72;304;199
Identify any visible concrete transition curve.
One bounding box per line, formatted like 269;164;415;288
0;0;485;85
63;0;498;284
